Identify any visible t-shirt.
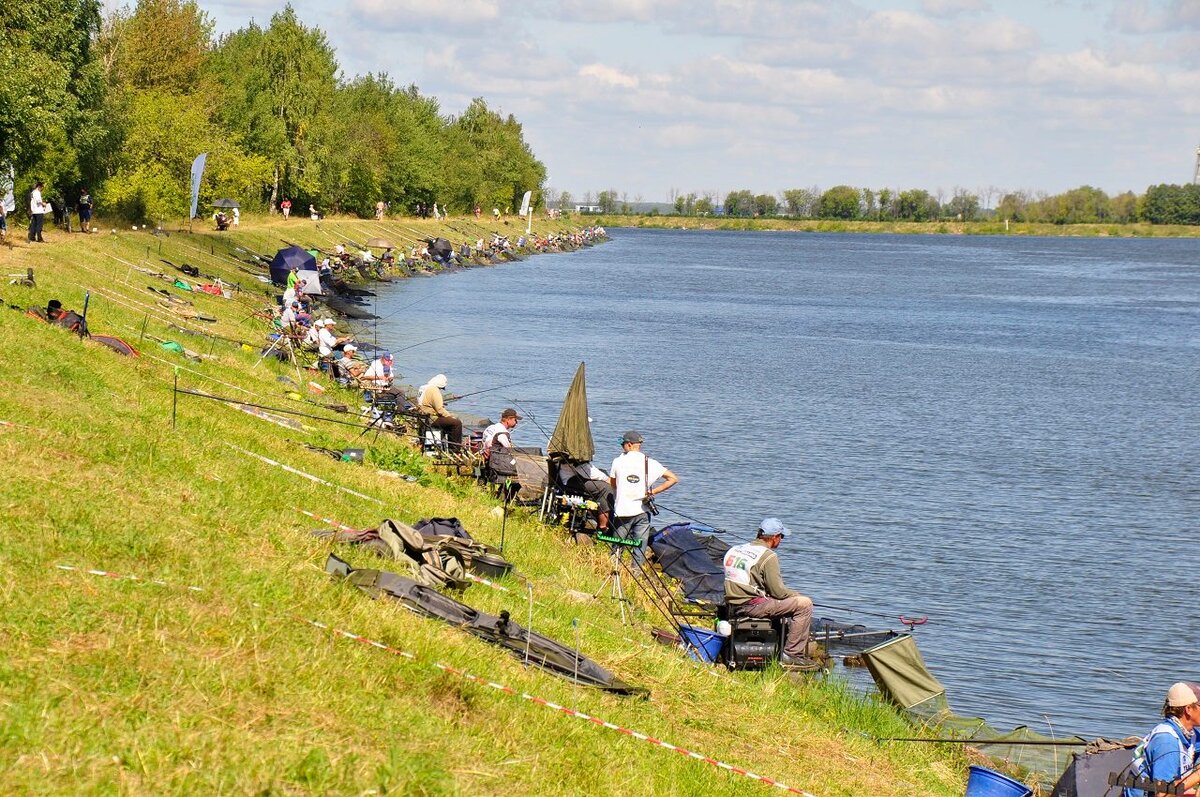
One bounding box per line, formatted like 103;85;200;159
317;327;338;357
363;359;391;382
482;422;511;454
1126;719;1196;797
609;451;665;518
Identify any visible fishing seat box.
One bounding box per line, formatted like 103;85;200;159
725;616;778;671
470;551;512;580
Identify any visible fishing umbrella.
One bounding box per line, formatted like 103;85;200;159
429;237;453;260
269;245;316;286
364;237;394;249
548;362;594;462
212;198;240;208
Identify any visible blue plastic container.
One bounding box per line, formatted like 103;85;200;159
678;624;726;663
964;766;1031;797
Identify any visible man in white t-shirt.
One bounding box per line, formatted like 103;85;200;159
608;431;678;562
482;407;521;457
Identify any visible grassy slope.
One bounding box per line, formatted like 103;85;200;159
591;214;1200;237
0;215;968;796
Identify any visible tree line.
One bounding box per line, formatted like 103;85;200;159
1;0;546;222
633;183;1199;225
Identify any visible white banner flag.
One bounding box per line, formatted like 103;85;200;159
519;190;532;218
189;153;208;219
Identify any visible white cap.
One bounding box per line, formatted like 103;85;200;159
343;343;357;352
1167;682;1199;708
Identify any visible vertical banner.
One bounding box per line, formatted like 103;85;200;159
0;163;14;213
189;153;208;219
518;190;532;217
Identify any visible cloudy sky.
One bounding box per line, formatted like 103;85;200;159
193;0;1198;203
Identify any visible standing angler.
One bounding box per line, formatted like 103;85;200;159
609;431;678;562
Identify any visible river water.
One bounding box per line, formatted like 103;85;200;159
373;227;1199;738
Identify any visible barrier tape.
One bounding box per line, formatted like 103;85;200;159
226;443;385;505
55;562;817;796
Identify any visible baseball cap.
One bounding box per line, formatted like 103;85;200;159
343;343;357;352
759;518;789;537
621;431;643;444
381;351;393;360
1167;682;1199;708
501;408;522;419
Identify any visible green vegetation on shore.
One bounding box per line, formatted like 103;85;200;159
0;218;973;796
591;213;1200;238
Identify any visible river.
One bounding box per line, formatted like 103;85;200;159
372;227;1199;738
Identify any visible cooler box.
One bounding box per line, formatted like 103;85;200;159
726;617;778;670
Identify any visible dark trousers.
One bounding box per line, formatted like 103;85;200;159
28;213;44;241
566;476;614;515
430;415;463;447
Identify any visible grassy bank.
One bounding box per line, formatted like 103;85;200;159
0;216;969;795
590;214;1200;237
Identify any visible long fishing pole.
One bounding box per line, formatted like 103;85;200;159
503;398;551;442
174;388;369;430
392;332;469;355
446;377;548;403
654;502;727;532
810;600;929;626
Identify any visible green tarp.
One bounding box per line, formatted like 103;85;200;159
548;362;593;462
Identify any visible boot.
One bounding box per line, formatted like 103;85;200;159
597;511;609;531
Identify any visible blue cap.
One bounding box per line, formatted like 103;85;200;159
759;518;789;537
382;351;393;360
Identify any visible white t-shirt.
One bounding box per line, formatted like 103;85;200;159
482;422;511;454
559;461;608;485
609;450;666;518
363;359;391;382
317;327;338;356
280;306;298;326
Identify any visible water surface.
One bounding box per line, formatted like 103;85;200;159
374;228;1199;738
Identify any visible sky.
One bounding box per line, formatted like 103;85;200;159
184;0;1199;202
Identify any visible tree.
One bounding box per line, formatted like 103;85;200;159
103;0;213;93
818;185;861;219
597;190;616;213
557;190;572;213
946;188;980;221
753;193;777;216
996;191;1028;222
861;188;876;220
104;90;269;221
0;0;107;200
724;189;754;217
895;189;939;221
877;188;893;220
673;195;685;214
209;6;339;209
694;195;713;215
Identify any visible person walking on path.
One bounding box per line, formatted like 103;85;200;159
1124;682;1200;797
28;182;48;242
608;431;677;563
723;518;820;671
280;198;292;219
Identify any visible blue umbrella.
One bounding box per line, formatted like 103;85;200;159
269;246;316;286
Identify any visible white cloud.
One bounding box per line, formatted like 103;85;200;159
348;0;500;32
921;0;991;18
1028;48;1162;95
578;63;641;89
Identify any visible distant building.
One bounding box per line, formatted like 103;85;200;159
575;204;603;213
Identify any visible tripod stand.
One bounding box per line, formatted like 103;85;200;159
594;544;637;625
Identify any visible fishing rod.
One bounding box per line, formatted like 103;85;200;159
174;388;368;430
446;377;548;403
392;332;469;355
809;600;929;627
503;398;551;442
654;502;728;533
865;733;1085;747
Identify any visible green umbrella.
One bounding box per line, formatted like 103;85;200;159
548;362;593;462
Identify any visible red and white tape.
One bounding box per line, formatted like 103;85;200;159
56;563;817;796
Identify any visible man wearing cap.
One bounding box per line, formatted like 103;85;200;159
362;351;395;387
609;431;678;562
1125;682;1200;797
482;408;521;458
333;344;363;382
723;519;818;671
280;300;301;328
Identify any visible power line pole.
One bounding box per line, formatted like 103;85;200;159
1194;143;1200;185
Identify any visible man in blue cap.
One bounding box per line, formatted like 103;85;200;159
723;518;818;671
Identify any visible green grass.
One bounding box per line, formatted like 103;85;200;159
0;216;970;795
600;213;1200;237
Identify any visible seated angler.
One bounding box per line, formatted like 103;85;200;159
1124;683;1200;797
723;518;821;672
279;300;303;330
482;407;520;458
317;318;354;364
558;459;614;532
416;373;463;449
333;343;364;383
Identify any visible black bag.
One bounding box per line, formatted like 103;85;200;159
414;517;473;540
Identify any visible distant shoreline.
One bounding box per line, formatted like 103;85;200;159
589;215;1200;238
